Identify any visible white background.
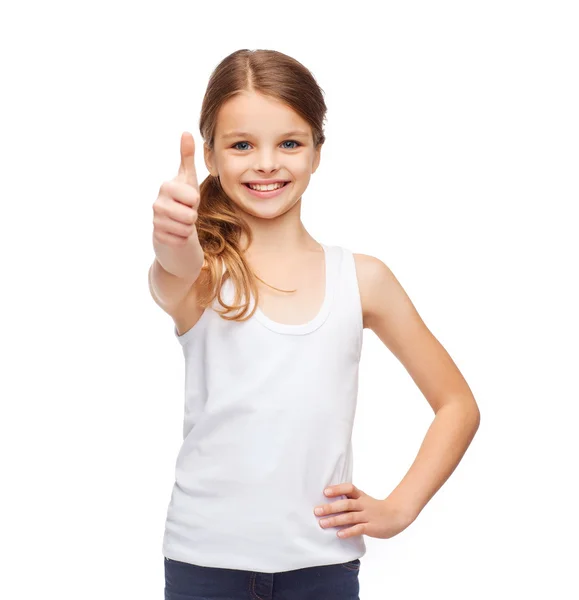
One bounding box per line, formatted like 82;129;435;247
1;1;577;598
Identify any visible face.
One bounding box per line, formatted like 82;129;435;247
204;90;322;220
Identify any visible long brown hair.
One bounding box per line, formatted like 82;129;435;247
194;49;327;321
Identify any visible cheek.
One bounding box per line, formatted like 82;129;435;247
218;155;246;173
285;158;309;176
294;155;317;175
294;168;313;182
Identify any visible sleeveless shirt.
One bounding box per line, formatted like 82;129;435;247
161;243;367;573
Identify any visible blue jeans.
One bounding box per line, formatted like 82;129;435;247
164;556;361;599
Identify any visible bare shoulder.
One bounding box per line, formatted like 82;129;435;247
352;253;405;330
170;274;210;337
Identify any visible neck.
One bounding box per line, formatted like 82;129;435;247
239;198;319;256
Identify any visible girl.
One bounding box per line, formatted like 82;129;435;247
150;48;480;600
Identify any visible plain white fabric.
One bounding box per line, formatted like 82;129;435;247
162;244;367;573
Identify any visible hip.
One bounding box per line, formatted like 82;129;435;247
164;555;361;600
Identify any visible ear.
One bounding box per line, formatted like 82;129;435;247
204;143;218;177
311;143;322;175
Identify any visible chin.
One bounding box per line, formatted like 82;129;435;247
242;199;298;220
245;204;290;220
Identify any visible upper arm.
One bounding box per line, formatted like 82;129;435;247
354;253;478;415
148;259;208;335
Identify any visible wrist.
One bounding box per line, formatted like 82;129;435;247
382;495;421;525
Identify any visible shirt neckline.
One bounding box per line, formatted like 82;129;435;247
252;243;335;336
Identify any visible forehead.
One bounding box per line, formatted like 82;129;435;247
215;91;311;140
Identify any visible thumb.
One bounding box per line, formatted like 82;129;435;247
177;131;199;190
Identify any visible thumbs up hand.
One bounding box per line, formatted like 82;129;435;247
152;132;202;247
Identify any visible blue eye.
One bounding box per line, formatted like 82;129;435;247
232;140;302;151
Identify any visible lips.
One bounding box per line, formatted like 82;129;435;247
243;181;289;191
243;181;290;199
243;181;290;187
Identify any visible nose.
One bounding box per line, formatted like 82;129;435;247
254;148;280;174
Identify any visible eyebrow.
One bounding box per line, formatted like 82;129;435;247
221;130;310;139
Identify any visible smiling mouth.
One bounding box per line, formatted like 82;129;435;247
243;182;290;189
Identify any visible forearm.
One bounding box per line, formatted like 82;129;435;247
385;399;480;521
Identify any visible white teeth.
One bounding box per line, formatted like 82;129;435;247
248;182;286;191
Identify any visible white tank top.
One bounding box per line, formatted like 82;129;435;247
162;243;367;573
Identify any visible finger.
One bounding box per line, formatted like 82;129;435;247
159;179;199;209
337;523;366;538
177;131;199;190
324;484;360;498
319;511;363;529
314;498;359;516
